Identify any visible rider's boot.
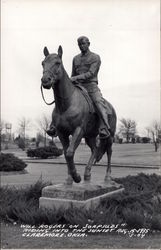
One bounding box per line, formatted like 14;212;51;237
99;127;110;139
46;124;57;137
95;103;111;139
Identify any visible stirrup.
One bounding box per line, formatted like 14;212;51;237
99;128;110;139
46;126;56;137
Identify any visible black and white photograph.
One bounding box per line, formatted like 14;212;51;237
1;0;161;249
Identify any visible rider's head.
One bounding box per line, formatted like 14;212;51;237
77;36;90;54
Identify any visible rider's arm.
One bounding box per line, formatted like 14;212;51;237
71;59;79;83
71;59;77;77
75;57;101;81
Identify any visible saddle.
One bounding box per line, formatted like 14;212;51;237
102;98;113;115
75;84;113;116
75;84;95;114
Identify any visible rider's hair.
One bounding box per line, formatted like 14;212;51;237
77;36;90;45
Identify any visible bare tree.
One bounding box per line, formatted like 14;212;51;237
145;126;151;138
36;132;44;147
0;120;5;150
119;118;137;143
18;117;31;148
149;120;161;152
151;120;161;136
37;114;50;147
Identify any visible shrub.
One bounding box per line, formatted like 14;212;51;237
0;174;161;230
131;137;136;143
119;138;123;144
122;208;145;229
27;146;63;159
24;177;51;202
141;137;151;143
150;214;161;231
0;178;53;225
0;153;27;171
115;173;161;194
18;138;25;150
136;137;141;143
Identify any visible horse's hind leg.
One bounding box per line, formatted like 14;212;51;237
154;141;158;152
84;137;97;182
105;140;120;187
104;139;113;183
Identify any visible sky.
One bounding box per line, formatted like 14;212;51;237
1;0;160;137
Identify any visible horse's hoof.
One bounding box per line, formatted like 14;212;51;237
72;172;81;183
84;174;91;182
104;177;121;188
46;126;56;137
65;176;73;186
66;149;74;158
104;176;112;182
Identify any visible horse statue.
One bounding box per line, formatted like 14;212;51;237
41;46;117;185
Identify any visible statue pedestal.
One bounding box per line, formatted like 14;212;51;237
39;182;124;210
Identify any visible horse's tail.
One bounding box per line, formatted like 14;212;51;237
109;106;117;137
105;100;117;137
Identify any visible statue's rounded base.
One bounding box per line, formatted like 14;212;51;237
39;182;124;211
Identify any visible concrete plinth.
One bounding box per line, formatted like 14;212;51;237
39;182;124;210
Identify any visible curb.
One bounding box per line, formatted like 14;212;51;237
23;158;160;170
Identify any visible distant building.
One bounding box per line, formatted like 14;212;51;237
117;131;135;143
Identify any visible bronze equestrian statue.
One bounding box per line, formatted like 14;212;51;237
47;36;111;139
41;39;117;185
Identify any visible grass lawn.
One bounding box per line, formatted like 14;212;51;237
75;142;160;166
2;142;160;167
1;174;161;249
1;222;161;249
1;143;161;249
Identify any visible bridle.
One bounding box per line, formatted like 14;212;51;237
41;59;75;105
40;63;60;106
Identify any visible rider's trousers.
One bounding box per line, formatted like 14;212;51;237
83;83;110;131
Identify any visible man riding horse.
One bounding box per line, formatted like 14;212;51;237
47;36;111;139
41;42;117;183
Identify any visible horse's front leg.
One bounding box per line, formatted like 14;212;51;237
57;133;73;185
66;126;84;183
104;145;112;183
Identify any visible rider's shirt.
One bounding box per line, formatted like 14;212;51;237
71;50;101;93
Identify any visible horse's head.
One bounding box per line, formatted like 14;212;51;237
41;46;63;89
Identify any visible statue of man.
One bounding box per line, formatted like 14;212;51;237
70;36;110;138
47;36;110;138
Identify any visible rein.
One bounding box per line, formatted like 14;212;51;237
41;84;55;105
41;63;75;105
41;83;75;105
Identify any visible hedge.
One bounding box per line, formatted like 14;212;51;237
27;146;63;159
0;153;27;171
0;173;161;230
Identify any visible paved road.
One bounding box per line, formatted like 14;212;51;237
5;142;160;167
1;161;160;187
1;143;160;187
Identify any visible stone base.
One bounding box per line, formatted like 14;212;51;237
39;182;124;210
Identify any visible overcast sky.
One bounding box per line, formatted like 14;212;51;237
1;0;160;137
